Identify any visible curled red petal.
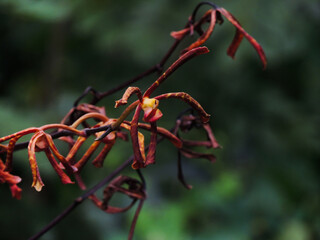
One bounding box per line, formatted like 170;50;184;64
183;9;217;53
115;87;142;108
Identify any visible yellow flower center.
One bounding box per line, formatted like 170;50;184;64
141;98;159;110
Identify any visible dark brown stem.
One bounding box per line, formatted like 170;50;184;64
128;200;144;240
177;150;192;190
191;1;218;23
28;155;133;240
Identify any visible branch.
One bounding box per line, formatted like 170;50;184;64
11;124;113;152
28;155;133;240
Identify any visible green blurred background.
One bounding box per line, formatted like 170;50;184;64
0;0;319;239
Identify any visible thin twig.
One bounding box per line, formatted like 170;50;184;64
128;200;144;240
191;1;218;23
28;155;133;240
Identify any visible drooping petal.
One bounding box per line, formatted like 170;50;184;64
226;29;244;58
28;132;45;191
130;105;145;169
145;122;157;166
217;7;267;69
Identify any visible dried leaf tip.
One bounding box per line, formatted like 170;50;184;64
33;179;44;192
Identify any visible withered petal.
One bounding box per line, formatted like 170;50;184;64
145;122;157;166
